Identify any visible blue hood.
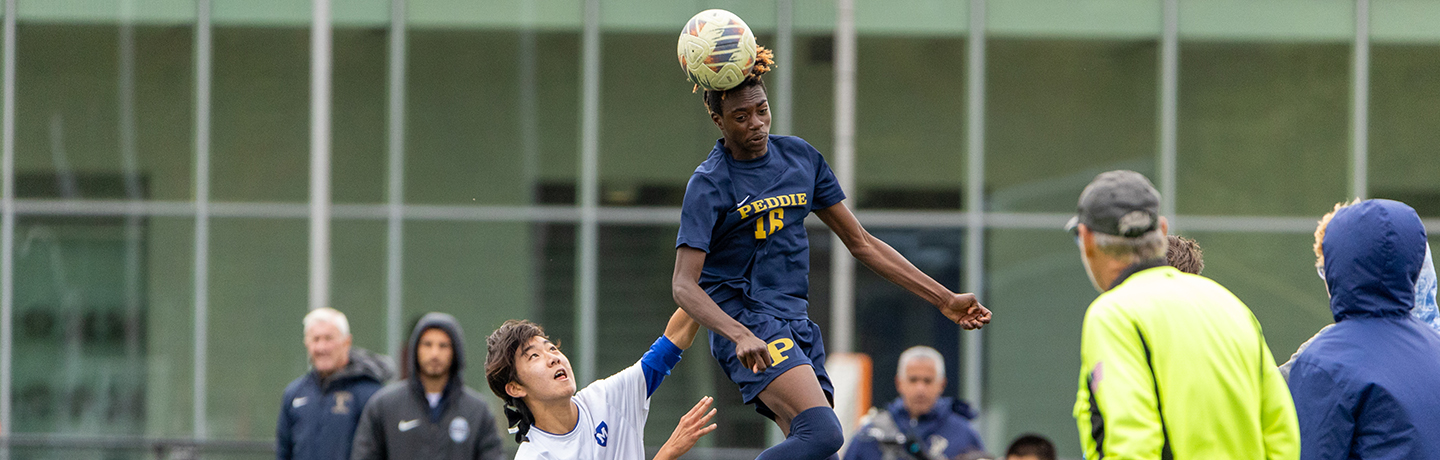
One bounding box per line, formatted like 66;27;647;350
1322;199;1428;321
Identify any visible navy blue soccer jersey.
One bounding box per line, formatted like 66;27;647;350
676;135;846;320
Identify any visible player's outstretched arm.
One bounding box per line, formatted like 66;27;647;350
663;308;702;350
814;202;991;329
654;396;719;460
673;247;774;372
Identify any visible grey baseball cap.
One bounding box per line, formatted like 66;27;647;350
1065;170;1161;238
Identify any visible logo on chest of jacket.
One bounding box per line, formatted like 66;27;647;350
595;421;609;447
331;391;353;414
449;417;469;443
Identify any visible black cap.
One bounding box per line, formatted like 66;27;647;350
1065;170;1161;237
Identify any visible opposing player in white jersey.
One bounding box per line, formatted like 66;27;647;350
484;310;711;460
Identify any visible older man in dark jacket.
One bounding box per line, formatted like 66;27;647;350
278;308;395;460
1287;199;1440;460
845;346;984;460
351;312;503;460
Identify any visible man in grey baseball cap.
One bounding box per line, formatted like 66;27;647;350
1065;170;1166;292
1067;170;1300;459
1065;170;1161;241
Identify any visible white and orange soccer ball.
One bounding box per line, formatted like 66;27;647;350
677;9;758;92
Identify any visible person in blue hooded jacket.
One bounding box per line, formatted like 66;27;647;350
1286;199;1440;460
844;346;984;460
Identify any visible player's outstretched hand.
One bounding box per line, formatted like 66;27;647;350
655;396;719;460
735;335;772;373
939;292;991;330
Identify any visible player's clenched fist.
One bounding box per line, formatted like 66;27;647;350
735;335;772;373
939;293;991;330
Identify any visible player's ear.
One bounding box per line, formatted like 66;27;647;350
505;381;527;399
710;110;723;130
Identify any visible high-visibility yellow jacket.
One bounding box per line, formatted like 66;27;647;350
1073;264;1299;460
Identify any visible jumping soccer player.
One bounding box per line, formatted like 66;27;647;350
672;49;991;460
486;309;713;460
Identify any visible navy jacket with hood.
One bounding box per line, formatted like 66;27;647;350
1287;199;1440;460
350;313;503;460
843;397;984;460
276;347;395;460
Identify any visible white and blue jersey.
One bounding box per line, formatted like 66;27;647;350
676;135;847;320
677;135;846;411
515;337;683;460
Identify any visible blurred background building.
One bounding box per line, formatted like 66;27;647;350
2;0;1438;458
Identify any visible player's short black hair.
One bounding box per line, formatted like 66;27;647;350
484;319;550;443
1005;434;1056;460
704;75;767;116
702;46;776;116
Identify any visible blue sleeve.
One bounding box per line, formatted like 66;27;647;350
639;336;685;398
276;392;294;460
1287;360;1353;460
677;174;722;252
811;151;846;210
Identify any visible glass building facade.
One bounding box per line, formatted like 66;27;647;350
3;0;1439;458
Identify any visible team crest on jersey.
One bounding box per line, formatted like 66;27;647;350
594;421;609;447
331;391;353;414
449;417;469;443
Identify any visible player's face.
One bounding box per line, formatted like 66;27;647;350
511;335;577;402
304;321;351;376
711;85;771;158
896;359;945;417
416;328;455;380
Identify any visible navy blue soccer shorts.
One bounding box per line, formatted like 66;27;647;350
708;306;835;420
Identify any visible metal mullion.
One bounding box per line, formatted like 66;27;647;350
192;0;212;440
0;0;15;448
1352;0;1369;199
575;0;600;387
774;0;793;136
1159;0;1178;222
830;0;857;355
963;0;987;426
385;0;406;361
310;0;333;312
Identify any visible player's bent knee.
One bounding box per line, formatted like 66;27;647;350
790;406;844;455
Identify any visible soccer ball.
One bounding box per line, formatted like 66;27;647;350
677;9;758;92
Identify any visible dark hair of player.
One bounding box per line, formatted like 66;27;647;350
484;319;550;443
1165;234;1205;275
702;46;776;116
1004;433;1057;460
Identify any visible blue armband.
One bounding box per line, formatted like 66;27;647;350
639;336;684;397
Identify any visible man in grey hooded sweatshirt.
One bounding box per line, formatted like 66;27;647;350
351;312;504;460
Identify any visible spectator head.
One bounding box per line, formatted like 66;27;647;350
1165;235;1204;275
1004;434;1056;460
303;308;353;377
1067;171;1169;293
896;345;947;418
1317;199;1428;321
417;327;455;380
